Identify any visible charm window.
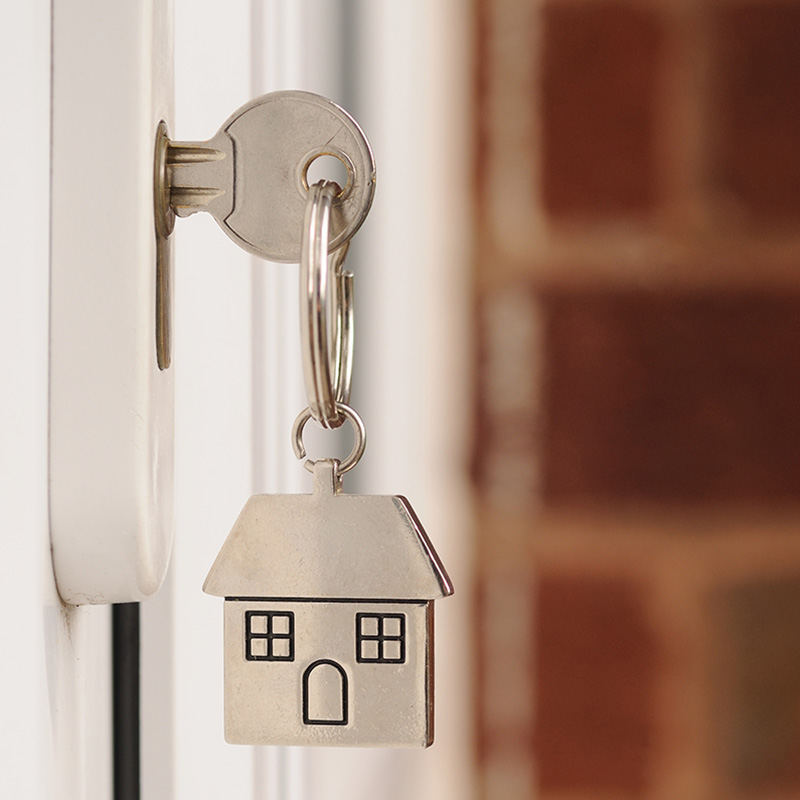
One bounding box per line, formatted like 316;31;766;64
245;610;295;661
356;612;405;664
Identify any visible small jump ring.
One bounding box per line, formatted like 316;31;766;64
300;180;354;430
292;403;367;475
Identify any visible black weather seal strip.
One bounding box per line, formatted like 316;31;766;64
113;603;140;800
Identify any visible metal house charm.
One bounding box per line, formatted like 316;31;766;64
203;459;453;747
203;135;452;747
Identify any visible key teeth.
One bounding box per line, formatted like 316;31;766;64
167;143;226;165
170;186;226;216
166;143;228;216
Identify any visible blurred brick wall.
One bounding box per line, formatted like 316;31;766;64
472;1;800;799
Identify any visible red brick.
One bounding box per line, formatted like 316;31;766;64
476;574;536;775
711;3;800;224
540;289;800;505
716;578;800;792
541;2;664;218
534;573;657;792
474;0;492;220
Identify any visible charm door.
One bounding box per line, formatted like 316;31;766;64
303;661;349;726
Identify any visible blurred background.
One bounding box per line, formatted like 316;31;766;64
473;2;800;800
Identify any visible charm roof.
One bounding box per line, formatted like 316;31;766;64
203;461;453;601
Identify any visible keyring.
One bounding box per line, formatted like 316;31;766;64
300;180;354;429
291;402;367;475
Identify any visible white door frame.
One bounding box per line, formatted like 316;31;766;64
0;3;473;799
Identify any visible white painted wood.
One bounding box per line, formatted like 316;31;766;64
141;571;176;800
250;4;308;799
49;605;114;800
167;2;255;798
0;4;55;795
0;3;113;798
50;0;175;604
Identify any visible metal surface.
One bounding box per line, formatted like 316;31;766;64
158;90;376;263
291;403;366;475
222;598;432;747
300;181;354;428
154;121;174;370
203;459;453;747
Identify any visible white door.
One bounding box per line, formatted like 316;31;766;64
1;3;113;798
0;2;473;799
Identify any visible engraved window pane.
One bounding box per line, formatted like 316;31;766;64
271;638;291;659
361;616;379;636
249;638;269;658
361;640;380;661
272;614;291;634
248;614;269;634
383;616;402;637
382;640;402;662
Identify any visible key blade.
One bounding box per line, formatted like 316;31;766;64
167;140;231;218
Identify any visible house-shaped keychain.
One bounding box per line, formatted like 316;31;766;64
203;459;453;747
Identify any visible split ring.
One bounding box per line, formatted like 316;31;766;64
300;180;354;429
292;403;367;475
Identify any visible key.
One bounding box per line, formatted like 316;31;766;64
156;90;376;263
